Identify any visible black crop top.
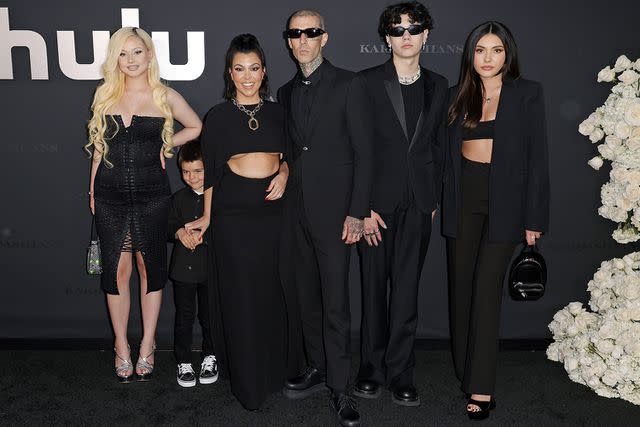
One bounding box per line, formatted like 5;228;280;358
200;101;287;190
461;120;495;141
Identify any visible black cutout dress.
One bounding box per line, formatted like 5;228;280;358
201;101;299;410
94;115;171;295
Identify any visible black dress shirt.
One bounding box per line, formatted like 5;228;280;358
167;187;208;283
291;61;325;141
400;75;424;143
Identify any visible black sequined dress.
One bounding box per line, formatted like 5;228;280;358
94;115;171;295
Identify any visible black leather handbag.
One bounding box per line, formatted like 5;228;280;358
508;244;546;301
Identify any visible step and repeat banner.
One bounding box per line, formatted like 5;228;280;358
1;0;639;342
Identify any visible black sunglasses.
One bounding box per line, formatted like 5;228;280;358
387;24;425;37
284;28;326;39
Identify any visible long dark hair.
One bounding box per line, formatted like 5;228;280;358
448;21;520;127
223;34;270;101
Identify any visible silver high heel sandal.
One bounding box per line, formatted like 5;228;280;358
136;342;156;381
114;345;134;383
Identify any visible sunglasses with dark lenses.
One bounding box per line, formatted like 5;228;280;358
284;28;326;39
387;24;425;37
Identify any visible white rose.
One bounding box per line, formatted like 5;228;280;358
613;258;625;269
588;156;604;170
625;341;640;356
611;345;624;359
626;136;640;151
589;128;605;143
564;357;579;372
602;369;621;387
598;143;615;160
624;101;640;126
614;121;631;139
567;302;583;315
587;376;601;388
614;55;632;72
598;65;616;82
566;325;580;337
597;294;612;311
618;69;640;85
606;135;623;147
579;119;596;136
599;321;622;339
623;184;640;202
596;339;615;354
546;343;561;361
635;58;640;71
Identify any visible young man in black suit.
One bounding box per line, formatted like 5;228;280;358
352;2;448;407
278;9;373;427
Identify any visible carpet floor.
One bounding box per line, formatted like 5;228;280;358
0;350;637;426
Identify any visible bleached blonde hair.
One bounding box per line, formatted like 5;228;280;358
85;27;174;167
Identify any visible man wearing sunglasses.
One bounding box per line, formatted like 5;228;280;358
351;2;448;407
277;9;373;427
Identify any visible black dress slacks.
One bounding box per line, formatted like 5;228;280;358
283;185;352;394
446;157;516;394
172;280;214;363
357;199;431;388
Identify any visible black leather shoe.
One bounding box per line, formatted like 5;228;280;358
391;384;420;407
353;379;381;399
331;393;360;427
283;367;328;399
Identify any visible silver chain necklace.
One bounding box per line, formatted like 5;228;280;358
398;68;421;85
232;98;263;131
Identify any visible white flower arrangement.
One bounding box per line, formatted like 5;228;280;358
580;55;640;243
549;55;640;405
547;252;640;405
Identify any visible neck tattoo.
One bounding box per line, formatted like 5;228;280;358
301;55;323;78
398;67;421;85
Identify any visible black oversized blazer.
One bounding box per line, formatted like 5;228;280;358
277;61;373;238
441;78;550;243
354;59;448;214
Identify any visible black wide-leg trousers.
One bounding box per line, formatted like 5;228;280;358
282;185;352;394
446;157;516;395
357;200;431;388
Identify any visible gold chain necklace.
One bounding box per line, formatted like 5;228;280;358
232;98;263;131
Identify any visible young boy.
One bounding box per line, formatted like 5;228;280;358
168;141;218;387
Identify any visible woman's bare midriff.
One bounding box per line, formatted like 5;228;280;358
462;139;493;164
227;152;281;178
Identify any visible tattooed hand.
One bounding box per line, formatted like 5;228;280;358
342;215;364;245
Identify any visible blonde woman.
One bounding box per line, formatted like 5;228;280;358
86;27;201;382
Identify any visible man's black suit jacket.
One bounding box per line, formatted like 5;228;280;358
441;78;550;243
353;59;449;215
278;60;373;237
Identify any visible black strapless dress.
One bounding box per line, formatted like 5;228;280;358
93;115;171;295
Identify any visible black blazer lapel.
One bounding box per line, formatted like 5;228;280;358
383;60;408;141
492;79;516;155
408;69;435;152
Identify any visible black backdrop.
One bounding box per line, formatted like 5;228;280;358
1;0;640;343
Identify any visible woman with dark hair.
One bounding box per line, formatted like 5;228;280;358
184;34;295;410
442;21;549;419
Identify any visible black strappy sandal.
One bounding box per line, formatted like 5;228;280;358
466;397;496;420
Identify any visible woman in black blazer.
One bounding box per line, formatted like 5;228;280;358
441;21;549;420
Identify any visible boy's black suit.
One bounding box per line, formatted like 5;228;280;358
353;59;449;390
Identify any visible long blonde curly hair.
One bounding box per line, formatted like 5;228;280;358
85;27;174;167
